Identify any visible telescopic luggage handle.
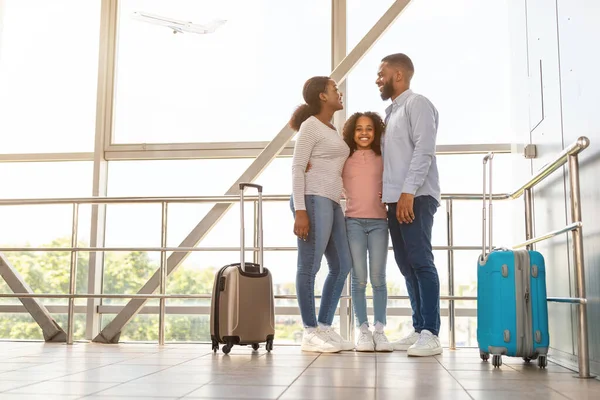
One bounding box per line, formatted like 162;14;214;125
481;153;494;260
239;183;263;273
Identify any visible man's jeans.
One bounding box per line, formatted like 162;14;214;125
387;196;441;336
291;195;352;328
346;217;389;327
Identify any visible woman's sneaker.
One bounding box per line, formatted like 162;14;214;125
322;328;355;351
373;331;393;352
301;330;341;353
392;330;421;351
355;330;374;352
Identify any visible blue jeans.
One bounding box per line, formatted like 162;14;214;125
387;195;441;336
346;218;389;327
290;195;353;328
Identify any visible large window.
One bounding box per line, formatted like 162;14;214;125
0;0;101;153
0;162;93;340
112;0;331;144
347;0;512;145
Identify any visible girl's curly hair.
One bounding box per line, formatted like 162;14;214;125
342;111;385;156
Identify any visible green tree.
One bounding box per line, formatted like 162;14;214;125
0;238;216;341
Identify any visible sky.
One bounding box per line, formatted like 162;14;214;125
0;0;517;293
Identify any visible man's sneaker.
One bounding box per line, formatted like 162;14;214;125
301;330;341;353
355;330;374;352
407;329;443;357
392;330;421;351
322;328;354;351
373;331;393;352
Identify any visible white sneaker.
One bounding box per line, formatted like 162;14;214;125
407;329;443;357
301;330;341;353
373;331;393;352
392;330;421;351
355;330;374;352
322;328;355;351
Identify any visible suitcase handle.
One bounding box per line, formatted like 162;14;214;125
239;183;263;193
481;153;494;259
239;182;263;273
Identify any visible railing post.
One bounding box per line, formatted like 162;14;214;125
67;203;80;345
446;199;456;350
567;154;593;379
524;188;534;251
158;202;168;345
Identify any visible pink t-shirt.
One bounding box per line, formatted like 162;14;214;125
342;150;387;219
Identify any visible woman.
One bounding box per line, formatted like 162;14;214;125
342;112;392;352
289;76;354;353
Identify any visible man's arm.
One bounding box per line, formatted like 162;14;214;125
402;95;438;195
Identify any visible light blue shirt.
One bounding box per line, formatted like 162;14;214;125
381;89;441;206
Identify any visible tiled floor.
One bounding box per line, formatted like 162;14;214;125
0;342;599;399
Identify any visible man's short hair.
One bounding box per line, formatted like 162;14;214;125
382;53;414;81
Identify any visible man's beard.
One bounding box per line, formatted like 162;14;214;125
380;80;394;100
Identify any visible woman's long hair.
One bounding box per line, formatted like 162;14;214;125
289;76;330;131
342;111;385;156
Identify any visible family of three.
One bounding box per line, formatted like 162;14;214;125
289;53;442;357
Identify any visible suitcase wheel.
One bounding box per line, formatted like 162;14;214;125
480;351;490;361
523;357;532;363
212;339;219;353
266;339;274;352
537;355;547;369
252;343;260;351
222;344;232;354
492;354;502;368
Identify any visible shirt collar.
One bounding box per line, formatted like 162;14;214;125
385;88;414;116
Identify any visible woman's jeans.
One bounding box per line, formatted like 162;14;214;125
346;217;389;327
290;195;352;328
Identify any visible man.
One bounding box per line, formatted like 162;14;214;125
376;53;442;356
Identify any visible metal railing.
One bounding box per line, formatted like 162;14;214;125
0;137;592;378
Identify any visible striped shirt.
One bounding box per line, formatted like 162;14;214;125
291;116;350;211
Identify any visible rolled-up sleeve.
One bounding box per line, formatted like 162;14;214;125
402;96;438;195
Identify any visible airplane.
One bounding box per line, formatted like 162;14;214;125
131;11;226;35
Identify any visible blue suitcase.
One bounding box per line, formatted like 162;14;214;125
476;154;550;368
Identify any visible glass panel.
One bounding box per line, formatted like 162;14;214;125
113;0;331;143
0;313;86;340
102;313;158;342
0;162;93;306
347;0;512;145
0;0;101;153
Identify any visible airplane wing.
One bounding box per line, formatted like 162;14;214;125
132;11;226;35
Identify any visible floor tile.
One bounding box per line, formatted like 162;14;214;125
278;385;375;400
184;384;287;399
4;381;118;396
92;382;203;397
377;388;472;400
468;389;570;399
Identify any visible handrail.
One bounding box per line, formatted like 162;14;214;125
0;193;508;206
0;136;592;377
512;221;582;249
494;136;592;379
509;136;590;199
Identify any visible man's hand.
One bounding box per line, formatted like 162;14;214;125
396;193;415;224
305;162;312;173
294;210;310;241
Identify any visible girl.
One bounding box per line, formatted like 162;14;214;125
342;111;392;352
289;76;354;353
